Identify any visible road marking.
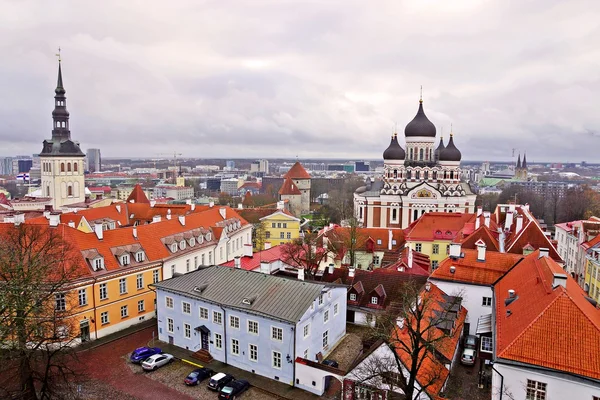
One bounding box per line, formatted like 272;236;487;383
181;358;204;368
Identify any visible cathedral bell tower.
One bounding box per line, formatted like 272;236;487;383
39;55;86;209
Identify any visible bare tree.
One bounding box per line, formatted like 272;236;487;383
351;281;465;399
0;223;83;400
327;217;369;268
281;232;330;279
252;221;268;251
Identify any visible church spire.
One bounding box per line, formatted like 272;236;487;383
522;152;527;169
51;55;70;141
516;153;521;169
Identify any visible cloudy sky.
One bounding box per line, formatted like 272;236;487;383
1;0;599;162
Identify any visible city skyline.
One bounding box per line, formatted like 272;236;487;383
1;1;599;161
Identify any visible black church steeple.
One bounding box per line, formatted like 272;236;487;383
51;60;70;141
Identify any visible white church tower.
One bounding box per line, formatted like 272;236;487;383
39;59;86;209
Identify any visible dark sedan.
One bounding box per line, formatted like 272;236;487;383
129;347;162;364
218;379;250;399
184;367;214;386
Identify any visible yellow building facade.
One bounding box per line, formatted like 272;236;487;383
260;210;301;249
405;239;451;270
585;249;600;303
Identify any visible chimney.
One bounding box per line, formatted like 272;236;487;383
219;208;227;219
150;200;156;207
552;272;567;289
94;223;104;240
505;211;514;230
186;199;192;205
152;215;161;223
277;201;285;210
396;317;405;329
515;214;524;234
115;204;121;213
209;201;214;208
328;263;334;274
388;229;393;251
244;244;253;257
234;256;241;269
178;215;185;226
475;215;480;230
349;267;355;278
508;289;516;298
260;262;270;274
264;242;272;250
407;247;414;269
450;266;456;274
133;227;138;239
191;203;196;211
509;204;516;212
49;213;60;227
539;248;549;259
477;242;486;262
449;243;461;259
483;211;491;228
425;282;431;291
43;210;51;219
237;203;243;209
477;206;483;217
68;221;75;228
13;213;25;226
498;229;506;253
298;268;305;281
166;214;172;220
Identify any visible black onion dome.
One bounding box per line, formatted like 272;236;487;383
435;136;445;159
404;100;436;137
383;134;405;160
439;134;461;162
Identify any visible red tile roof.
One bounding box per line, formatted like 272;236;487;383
505;218;561;261
495;250;600;380
384;247;430;276
457;225;500;252
324;226;405;253
284;161;311;180
430;249;523;286
404;212;475;242
220;245;290;271
278;176;302;195
126;184;150;204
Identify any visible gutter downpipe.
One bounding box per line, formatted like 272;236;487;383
292;325;296;388
491;362;504;400
220;305;227;364
92;277;98;340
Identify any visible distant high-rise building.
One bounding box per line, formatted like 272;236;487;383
355;161;370;172
87;148;102;173
0;157;14;175
225;160;235;171
259;159;269;173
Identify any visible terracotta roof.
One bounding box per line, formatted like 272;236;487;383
458;225;500;252
505;218;561;261
0;193;12;206
284;161;311;180
430;249;523;286
495;250;600;380
126;184;150;204
384;247;430;276
404;212;475;242
278;176;302;195
324;226;405;253
221;245;290;271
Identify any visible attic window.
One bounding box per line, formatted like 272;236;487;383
189;237;196;246
197;235;204;244
237;221;241;229
371;296;378;305
120;254;130;266
170;243;178;253
377;239;382;245
205;233;212;241
350;293;357;301
179;240;186;250
93;257;104;271
135;251;145;262
242;298;251;305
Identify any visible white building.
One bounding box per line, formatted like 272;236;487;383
554;218;600;287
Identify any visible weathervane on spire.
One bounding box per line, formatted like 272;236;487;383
55;47;62;63
419;85;423;103
450;123;453;137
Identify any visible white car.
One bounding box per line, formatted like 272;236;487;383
141;353;174;371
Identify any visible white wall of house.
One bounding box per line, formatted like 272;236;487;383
295;362;343;396
429;279;493;336
492;362;600;400
352;310;376;327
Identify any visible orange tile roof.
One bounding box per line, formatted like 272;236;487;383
431;249;523;285
457;225;500;252
278;176;302;195
404;212;475;242
126;184;150;204
505;218;561;261
221;245;289;271
495;250;600;379
284;161;311;179
325;226;405;253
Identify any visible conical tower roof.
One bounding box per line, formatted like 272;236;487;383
522;153;527;169
516;154;521;169
279;176;302;195
127;184;150;204
284;161;311;179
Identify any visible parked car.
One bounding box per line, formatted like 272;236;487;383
464;335;478;350
141;353;174;371
184;367;214;386
130;347;162;364
460;348;476;366
218;379;250;399
207;372;235;391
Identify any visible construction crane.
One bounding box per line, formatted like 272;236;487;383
156;152;183;183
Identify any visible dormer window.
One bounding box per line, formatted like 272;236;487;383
170;243;178;253
179;240;186;250
93;257;104;271
350;293;357;301
197;235;204;244
189;237;196;246
135;251;145;262
205;233;212;241
120;254;130;266
371;296;378;305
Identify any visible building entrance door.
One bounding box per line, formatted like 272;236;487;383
201;331;209;350
80;320;90;342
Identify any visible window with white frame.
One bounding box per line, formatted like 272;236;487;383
101;311;109;325
482;297;492;307
322;330;329;348
135;251;145;262
55;293;66;311
179;240;186;250
171;243;177;253
78;289;87;306
184;323;191;338
230;315;240;329
119;278;127;294
194;256;198;268
303;348;309;359
481;336;493;353
213;311;222;325
136;273;143;290
350;293;357;301
186;259;190;272
249;344;258;361
231;339;240;355
303;323;310;338
166;297;173;308
432;244;439;254
526;380;547;400
167;318;174;333
415;243;422;252
99;283;108;300
182;302;191;314
214;333;222;349
319;294;324;305
432;260;439;270
334;303;339;315
153;270;159;283
200;307;208;319
120;254;130;266
248;320;259;334
201;254;205;265
120;305;128;318
324;310;330;323
271;326;283;341
171;265;175;276
138;300;144;312
93;257;104;270
272;351;282;369
371;296;378;305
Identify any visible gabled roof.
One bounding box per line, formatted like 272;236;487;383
495;250;600;380
505;218;561;261
404;212;475;242
221;245;293;271
126;184;150;204
323;226;405;253
278;176;302;195
384;247;430;277
430;249;523;286
284;161;311;180
153;266;328;323
457;225;500;252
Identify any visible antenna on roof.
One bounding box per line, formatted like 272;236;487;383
55;47;62;63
